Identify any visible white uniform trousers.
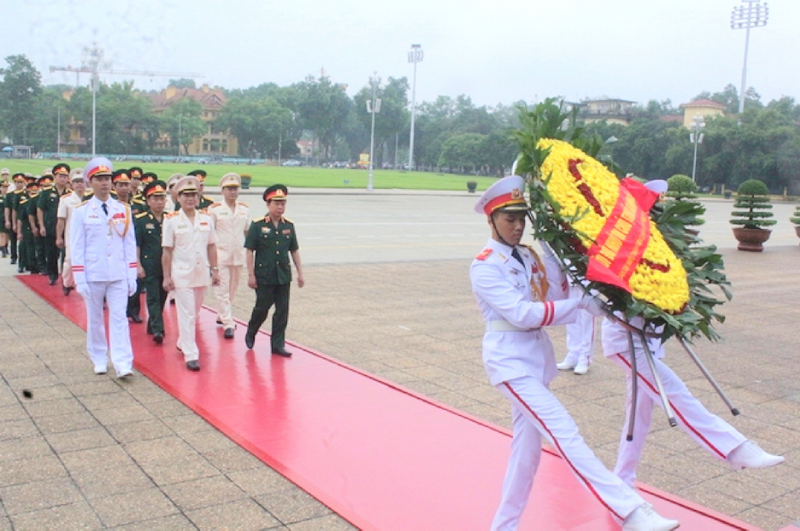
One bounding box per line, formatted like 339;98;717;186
83;280;133;375
214;264;241;329
493;376;644;530
610;351;747;487
174;286;206;362
563;287;596;367
62;246;74;288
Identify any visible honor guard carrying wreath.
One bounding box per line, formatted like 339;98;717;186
208;173;250;339
70;157;138;378
244;184;304;356
470;175;678;531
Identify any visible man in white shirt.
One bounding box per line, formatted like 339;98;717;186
162;176;220;371
70;158;138;378
56;169;86;295
208;173;250;338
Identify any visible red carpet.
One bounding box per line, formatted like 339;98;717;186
19;274;758;530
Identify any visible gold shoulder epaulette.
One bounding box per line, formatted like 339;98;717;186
133;198;144;205
253;216;265;223
282;216;293;224
75;199;90;208
203;195;213;201
238;202;248;207
135;212;149;219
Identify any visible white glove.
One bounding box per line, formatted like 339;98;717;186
127;278;137;297
76;283;90;299
578;294;607;317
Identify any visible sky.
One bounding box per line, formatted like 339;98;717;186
3;0;798;109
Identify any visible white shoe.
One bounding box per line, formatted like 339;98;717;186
94;365;107;375
622;503;680;531
117;369;133;379
573;360;589;375
727;440;784;470
557;359;576;370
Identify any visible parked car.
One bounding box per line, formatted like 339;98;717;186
282;159;303;167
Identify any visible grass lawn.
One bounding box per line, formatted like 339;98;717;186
1;160;499;191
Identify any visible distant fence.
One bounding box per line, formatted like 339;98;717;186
35;153;267;165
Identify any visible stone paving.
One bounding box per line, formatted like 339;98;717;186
1;195;799;529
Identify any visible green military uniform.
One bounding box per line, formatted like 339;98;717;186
244;213;298;352
37;184;70;283
135;209;168;338
0;189;7;257
8;184;25;268
198;195;214;210
130;197;147;215
18;191;39;273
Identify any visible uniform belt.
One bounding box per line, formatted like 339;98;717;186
486;320;539;332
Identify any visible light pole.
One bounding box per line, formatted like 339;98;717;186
731;0;768;115
366;72;381;191
407;44;423;171
690;115;705;183
57;107;61;156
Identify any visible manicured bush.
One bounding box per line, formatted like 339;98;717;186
790;204;800;226
730;179;776;229
667;174;697;199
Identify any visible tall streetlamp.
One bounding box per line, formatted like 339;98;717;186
366;72;381;191
731;0;768;115
407;44;423;171
690;115;705;183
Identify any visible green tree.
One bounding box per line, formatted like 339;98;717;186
168;78;196;89
0;54;43;145
293;75;351;161
159;98;205;156
215;96;296;159
438;133;486;173
353;76;409;166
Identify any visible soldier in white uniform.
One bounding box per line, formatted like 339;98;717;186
56;169;86;295
70;158;138;378
470;175;678;531
602;180;783;488
557;283;596;375
208;173;250;338
162;176;220;371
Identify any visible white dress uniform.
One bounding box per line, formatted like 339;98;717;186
561;284;596;372
162;207;217;362
471;176;649;531
58;191;83;288
208;197;249;330
70;194;137;376
601;316;748;486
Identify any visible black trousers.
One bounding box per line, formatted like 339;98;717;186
44;234;59;280
143;274;167;335
34;234;46;273
127;278;143;318
9;228;18;260
247;282;290;351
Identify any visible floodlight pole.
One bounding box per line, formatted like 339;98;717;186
731;0;769;115
690;115;705;183
407;44;423;171
367;72;380;191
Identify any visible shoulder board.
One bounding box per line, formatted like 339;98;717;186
210;202;221;207
282;216;293;224
165;212;180;218
20;198;28;204
132;198;145;205
203;195;214;201
238;202;248;207
75;200;90;208
135;212;149;219
476;248;493;261
254;216;267;223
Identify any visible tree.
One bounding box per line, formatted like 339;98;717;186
353;76;409;165
159;98;206;156
215;96;296;159
293;75;351;161
168;78;196;89
0;54;43;145
438;133;486;173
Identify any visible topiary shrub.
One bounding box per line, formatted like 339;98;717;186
730;179;777;229
791;205;800;226
667;174;697;199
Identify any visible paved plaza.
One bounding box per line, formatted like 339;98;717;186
1;190;799;530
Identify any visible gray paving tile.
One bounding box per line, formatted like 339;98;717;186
0;454;68;487
160;475;247;511
253;488;332;525
186;498;281;530
0;477;84;515
90;487;179;528
8;501;102;530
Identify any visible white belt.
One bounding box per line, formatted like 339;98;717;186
486;320;539;332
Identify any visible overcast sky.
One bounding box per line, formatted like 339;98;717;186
3;0;798;109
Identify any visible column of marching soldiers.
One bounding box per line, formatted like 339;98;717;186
0;161;300;373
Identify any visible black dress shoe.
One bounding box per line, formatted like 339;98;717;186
272;347;292;357
245;333;255;349
216;319;223;325
153;333;163;344
186;360;200;371
224;327;234;339
10;258;16;265
48;277;57;285
129;315;143;323
62;285;72;296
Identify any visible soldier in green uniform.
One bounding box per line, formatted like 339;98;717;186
135;180;169;343
187;169;214;210
18;177;40;274
37;164;71;284
0;181;9;257
4;174;24;264
30;175;51;274
112;169;146;322
129;167;144;202
137;172;157;203
244;184;305;356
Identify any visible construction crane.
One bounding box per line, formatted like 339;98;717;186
50;43;203;156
